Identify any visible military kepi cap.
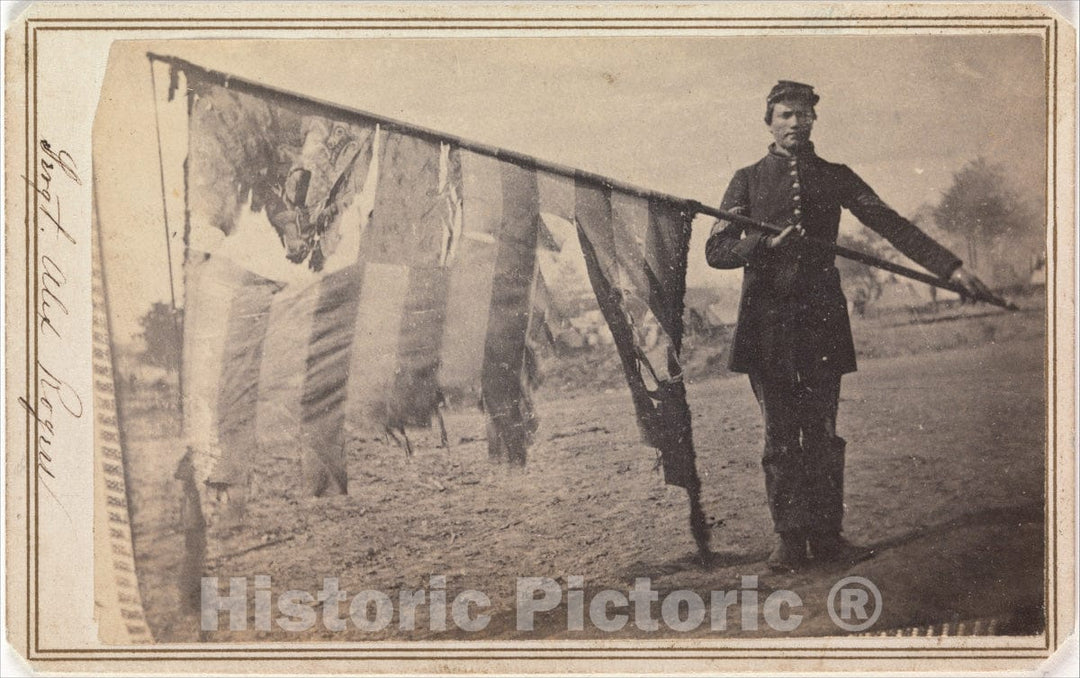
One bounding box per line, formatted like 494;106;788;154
767;80;820;106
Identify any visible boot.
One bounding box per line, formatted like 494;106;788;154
808;532;875;566
767;531;808;573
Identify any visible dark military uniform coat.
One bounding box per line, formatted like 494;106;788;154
706;143;961;375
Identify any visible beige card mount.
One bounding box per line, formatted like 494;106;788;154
4;2;1076;674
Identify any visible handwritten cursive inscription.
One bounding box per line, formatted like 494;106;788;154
25;139;81;245
24;139;85;489
19;362;84;480
40;254;67;340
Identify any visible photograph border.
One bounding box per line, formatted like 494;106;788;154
4;2;1075;673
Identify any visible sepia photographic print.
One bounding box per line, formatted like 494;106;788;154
3;2;1077;674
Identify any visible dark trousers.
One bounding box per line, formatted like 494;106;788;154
749;362;845;535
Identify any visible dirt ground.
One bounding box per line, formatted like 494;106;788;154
123;307;1046;642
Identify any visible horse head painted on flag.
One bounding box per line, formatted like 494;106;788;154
260;168;315;264
261;121;371;271
188;80;372;271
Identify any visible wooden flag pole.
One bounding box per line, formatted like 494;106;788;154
691;202;1019;311
145;52;710;207
147;52;1018;312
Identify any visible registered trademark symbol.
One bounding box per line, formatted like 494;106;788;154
827;576;882;632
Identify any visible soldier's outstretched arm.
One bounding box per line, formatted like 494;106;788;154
839;165;962;280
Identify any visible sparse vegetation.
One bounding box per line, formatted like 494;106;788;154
137;302;184;371
928;157;1043;287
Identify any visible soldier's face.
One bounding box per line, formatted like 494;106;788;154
769;100;815;152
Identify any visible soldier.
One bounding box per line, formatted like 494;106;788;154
706;81;991;572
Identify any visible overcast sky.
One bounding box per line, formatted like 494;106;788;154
94;34;1047;341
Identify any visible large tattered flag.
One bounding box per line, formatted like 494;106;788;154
177;73;551;499
141;58;704;548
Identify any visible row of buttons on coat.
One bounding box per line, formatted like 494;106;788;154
789;158;802;223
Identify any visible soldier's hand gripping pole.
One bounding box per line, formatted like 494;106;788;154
691;202;1020;311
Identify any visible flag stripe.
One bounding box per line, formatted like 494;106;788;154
611;192;653;299
481;161;540;463
208;261;278;486
298;263;365;496
368;138;458;427
346;262;411;426
181;256;232;481
351;133;457;431
574;182;620;289
391;265;452;426
573;184;657;424
439;240;497;404
255;280;320;459
645;201;691;347
611;192;672;379
181;255;270;487
537;171;576;223
365;132;446;266
438;151;503;404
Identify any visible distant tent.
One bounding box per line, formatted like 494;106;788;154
683;286;740;333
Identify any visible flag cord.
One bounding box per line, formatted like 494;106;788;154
148;59;179;314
